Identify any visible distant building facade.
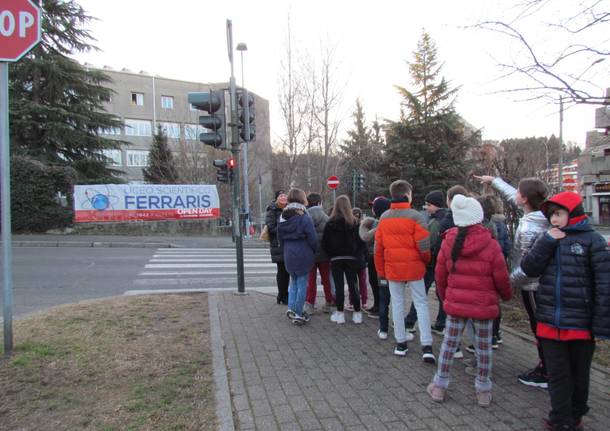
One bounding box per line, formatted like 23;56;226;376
89;65;274;224
579;88;610;226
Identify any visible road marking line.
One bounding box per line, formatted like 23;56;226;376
134;277;275;286
140;270;277;276
145;263;276;268
124;286;277;295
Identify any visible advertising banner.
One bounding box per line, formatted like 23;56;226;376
74;184;220;222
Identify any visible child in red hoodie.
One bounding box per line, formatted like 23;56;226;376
427;195;511;407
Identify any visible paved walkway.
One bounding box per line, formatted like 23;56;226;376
210;291;609;431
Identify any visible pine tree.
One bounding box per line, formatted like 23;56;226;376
383;30;480;205
339;99;384;207
9;0;125;183
143;125;180;184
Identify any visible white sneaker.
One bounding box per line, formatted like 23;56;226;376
353;311;363;324
406;332;415;342
378;329;388;340
330;311;345;324
453;349;464;359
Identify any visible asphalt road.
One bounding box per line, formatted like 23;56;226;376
1;243;276;318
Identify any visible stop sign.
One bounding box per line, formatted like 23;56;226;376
327;175;340;190
0;0;41;62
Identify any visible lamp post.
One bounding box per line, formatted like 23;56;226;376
236;42;251;239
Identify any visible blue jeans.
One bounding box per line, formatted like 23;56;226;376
379;282;390;332
288;273;308;316
389;279;432;345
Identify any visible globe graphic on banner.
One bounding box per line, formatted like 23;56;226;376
91;194;110;211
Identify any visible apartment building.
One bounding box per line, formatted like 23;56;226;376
579;88;610;225
88;65;274;221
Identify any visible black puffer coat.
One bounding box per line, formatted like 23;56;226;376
521;221;610;339
321;218;366;263
265;202;284;263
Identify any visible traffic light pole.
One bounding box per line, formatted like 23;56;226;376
227;20;246;294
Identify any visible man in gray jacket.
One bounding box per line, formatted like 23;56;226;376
305;193;334;314
474;175;550;388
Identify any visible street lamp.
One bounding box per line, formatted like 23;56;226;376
236;42;251;239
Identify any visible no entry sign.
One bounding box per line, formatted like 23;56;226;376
0;0;41;62
327;175;340;190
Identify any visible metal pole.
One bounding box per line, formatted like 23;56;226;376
239;49;251;239
352;171;356;207
227;20;245;294
1;62;14;356
558;96;564;191
257;174;263;230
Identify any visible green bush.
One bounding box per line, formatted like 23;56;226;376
9;156;76;232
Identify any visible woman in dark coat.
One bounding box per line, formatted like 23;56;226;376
265;190;289;304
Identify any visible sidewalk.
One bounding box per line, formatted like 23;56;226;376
209;291;609;431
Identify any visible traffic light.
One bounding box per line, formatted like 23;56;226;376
213;159;230;183
212;158;236;183
188;90;227;149
237;90;255;142
356;173;365;191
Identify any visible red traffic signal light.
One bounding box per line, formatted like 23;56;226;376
228;158;236;169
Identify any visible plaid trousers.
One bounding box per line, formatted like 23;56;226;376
433;315;494;393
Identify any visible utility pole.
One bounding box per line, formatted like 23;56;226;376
227;20;245;294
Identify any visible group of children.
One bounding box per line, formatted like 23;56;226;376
271;175;609;431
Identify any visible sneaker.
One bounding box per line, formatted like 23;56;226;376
453;348;464;359
426;382;445;402
330;311;345;324
377;329;388;340
431;324;445;335
353;311;363;324
394;342;408;356
518;365;548;389
345;304;354;312
422;346;436;364
286;309;296;320
303;302;315;315
476;391;492;407
302;311;311;322
465;344;476;354
366;307;379;318
496;333;503;344
292;315;306;326
405;323;416;333
491;336;499;349
543;418;580;431
405;331;415;342
321;302;334;314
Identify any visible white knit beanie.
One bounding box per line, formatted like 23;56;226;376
451;194;483;227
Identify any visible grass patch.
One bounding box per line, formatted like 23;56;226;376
502;296;610;369
0;294;216;430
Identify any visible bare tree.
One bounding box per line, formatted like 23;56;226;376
277;15;317;188
474;0;609;105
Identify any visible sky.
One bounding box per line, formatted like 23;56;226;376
74;0;609;147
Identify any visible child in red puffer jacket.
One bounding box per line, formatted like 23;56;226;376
427;194;512;407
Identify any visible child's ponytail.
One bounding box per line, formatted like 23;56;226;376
451;226;468;272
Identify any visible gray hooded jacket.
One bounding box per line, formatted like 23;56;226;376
307;205;329;262
492;177;550;291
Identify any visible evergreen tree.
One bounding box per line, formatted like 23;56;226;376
339;99;384;208
383;30;480;205
9;0;125;183
143;125;180;184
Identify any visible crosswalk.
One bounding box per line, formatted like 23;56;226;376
128;248;278;294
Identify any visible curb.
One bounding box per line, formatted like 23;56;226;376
208;293;236;431
11;241;178;248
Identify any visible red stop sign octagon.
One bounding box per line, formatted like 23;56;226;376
0;0;41;62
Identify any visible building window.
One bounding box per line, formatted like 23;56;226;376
159;122;180;139
125;119;152;137
184;124;208;140
161;95;174;109
126;150;149;167
98;126;121;136
102;149;122;166
131;92;144;106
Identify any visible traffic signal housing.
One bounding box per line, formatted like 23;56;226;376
212;158;236;184
188;90;227;149
213;159;230;183
356;173;365;191
237;90;255;142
